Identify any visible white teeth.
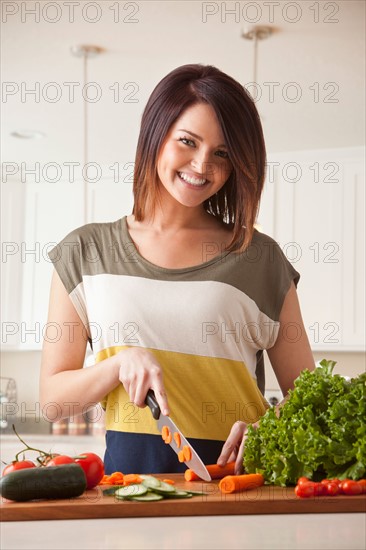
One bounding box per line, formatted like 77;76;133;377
178;172;207;186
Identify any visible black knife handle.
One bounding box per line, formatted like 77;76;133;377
145;389;161;420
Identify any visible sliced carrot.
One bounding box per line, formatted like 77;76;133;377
182;445;192;462
184;461;236;481
99;475;111;485
109;472;124;479
162;425;170;442
123;474;142;485
173;432;181;448
162;479;175;485
219;473;264;494
165;432;172;444
178;450;185;463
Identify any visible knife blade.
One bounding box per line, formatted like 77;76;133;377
145;389;212;482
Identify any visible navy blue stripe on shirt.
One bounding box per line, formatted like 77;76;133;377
104;430;224;475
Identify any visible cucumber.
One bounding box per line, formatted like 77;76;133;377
164;490;193;499
0;464;87;502
130;493;164;502
151;481;176;494
140;476;162;490
115;484;148;500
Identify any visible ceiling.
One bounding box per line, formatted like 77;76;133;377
1;0;365;176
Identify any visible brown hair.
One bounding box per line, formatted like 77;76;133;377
133;64;266;251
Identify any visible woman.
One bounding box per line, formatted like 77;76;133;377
40;64;315;475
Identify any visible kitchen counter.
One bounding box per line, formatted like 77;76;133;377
1;434;365;549
1;514;364;550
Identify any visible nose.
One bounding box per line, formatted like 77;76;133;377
190;150;215;178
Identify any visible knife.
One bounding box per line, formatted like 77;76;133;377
145;389;212;482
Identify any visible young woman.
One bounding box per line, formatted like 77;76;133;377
40;64;315;475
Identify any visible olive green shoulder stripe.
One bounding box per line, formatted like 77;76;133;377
48;216;299;322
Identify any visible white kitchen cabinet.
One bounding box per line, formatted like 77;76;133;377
1;178;134;350
87;178;134;224
1;182;26;348
1;182;85;350
257;146;365;351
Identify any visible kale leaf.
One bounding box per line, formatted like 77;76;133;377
243;360;366;486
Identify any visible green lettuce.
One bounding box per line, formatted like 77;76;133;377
243;360;366;486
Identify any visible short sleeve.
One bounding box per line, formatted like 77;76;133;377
48;226;89;329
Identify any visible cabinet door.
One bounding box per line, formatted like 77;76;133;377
257;148;365;351
18;182;85;350
1;182;26;349
87;179;134;223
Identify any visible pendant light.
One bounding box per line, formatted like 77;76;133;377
70;44;103;224
241;25;272;98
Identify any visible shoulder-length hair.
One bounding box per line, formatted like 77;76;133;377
133;64;266;252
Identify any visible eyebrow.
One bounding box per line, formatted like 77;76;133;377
177;129;227;149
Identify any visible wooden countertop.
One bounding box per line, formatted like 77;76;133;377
1;474;365;521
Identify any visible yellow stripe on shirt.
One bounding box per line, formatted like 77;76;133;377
96;346;268;441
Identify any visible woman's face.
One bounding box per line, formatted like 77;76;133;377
156;103;233;209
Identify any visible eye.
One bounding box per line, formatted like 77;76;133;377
178;137;195;147
215;150;229;159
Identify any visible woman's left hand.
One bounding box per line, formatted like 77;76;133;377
217;420;247;475
217;420;258;475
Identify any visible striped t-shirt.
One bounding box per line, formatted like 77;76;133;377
49;216;299;474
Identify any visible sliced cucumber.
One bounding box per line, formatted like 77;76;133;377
102;487;124;496
164;490;193;499
130;493;164;502
185;490;209;496
152;481;177;494
115;484;148;500
140;476;162;490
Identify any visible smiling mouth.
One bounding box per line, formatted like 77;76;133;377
177;171;208;186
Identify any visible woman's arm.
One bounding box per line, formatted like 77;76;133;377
39;270;122;419
217;281;315;473
40;270;170;419
267;281;315;396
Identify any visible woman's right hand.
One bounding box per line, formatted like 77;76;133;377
117;348;169;415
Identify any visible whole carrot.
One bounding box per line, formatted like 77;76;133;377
184;461;236;481
219;473;264;494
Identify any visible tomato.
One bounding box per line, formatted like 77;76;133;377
325;481;340;496
295;482;316;498
2;460;36;476
73;453;104;489
320;478;332;485
296;477;310;486
313;482;328;496
341;480;362;496
338;479;351;493
358;479;366;494
46;455;75;467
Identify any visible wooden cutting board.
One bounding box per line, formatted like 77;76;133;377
1;474;365;521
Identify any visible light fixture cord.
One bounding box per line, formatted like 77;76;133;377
253;31;258;84
83;51;88;224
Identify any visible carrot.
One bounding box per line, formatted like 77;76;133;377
165;432;172;444
99;475;111;485
99;471;125;485
182;445;192;462
162;479;175;485
173;432;181;448
178;450;185;463
162;426;170;442
123;474;142;485
219;473;264;494
184;461;236;481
